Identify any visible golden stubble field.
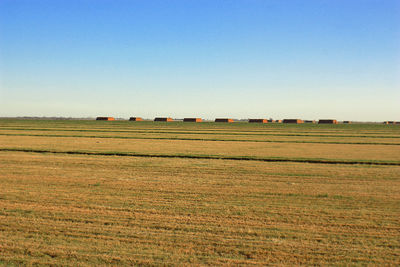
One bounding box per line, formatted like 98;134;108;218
0;119;399;265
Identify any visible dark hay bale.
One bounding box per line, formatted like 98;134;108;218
129;117;143;121
96;117;115;121
183;118;203;122
215;118;234;123
154;117;173;122
249;119;267;123
318;119;338;124
283;119;303;124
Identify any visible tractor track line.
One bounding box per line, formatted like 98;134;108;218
0;133;399;146
1;148;399;166
1;127;399;138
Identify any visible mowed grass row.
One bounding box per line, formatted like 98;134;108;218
1;126;400;138
1;135;400;163
1;131;400;145
1;119;399;136
1;120;399;150
0;152;399;265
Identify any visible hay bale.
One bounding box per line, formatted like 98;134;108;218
129;117;143;121
215;118;234;123
183;118;203;122
96;117;115;121
249;119;267;123
154;117;173;122
318;119;338;124
283;119;303;124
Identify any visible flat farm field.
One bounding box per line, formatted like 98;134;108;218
0;119;399;265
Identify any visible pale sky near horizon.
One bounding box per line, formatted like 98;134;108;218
0;0;399;121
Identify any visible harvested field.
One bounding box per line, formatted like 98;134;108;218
0;119;399;265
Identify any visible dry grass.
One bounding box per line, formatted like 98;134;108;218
0;119;399;265
1;135;400;162
2;129;400;145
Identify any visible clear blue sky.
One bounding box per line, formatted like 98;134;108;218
0;0;399;120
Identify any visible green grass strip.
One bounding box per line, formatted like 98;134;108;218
1;148;399;166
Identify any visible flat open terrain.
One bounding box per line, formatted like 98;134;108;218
0;119;399;265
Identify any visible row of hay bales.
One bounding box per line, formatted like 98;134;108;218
280;119;338;124
96;117;343;124
96;117;397;124
96;117;398;124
